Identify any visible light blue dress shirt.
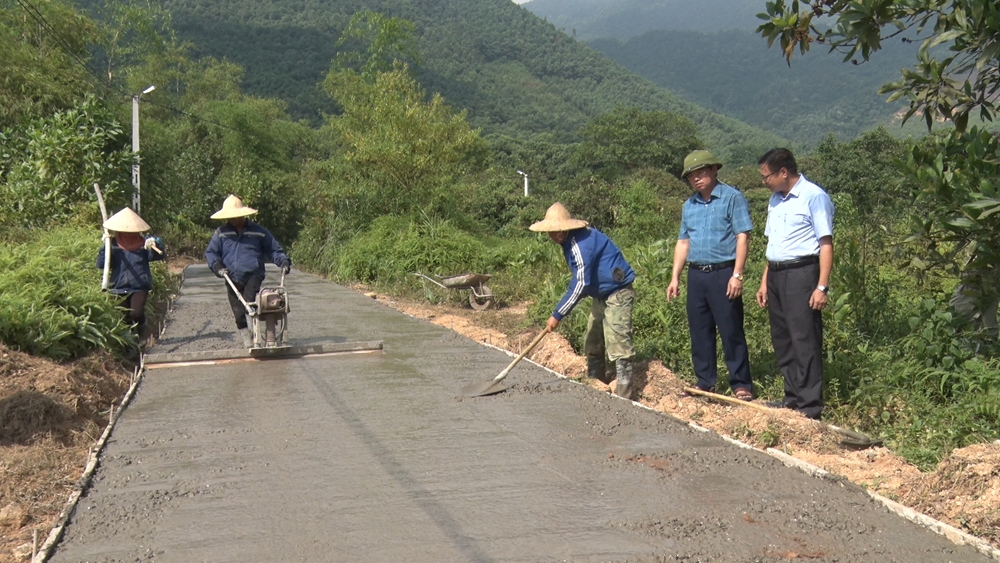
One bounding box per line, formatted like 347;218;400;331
764;175;834;262
678;182;753;265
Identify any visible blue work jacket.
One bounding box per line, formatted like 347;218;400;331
553;227;635;321
205;221;290;285
96;239;165;295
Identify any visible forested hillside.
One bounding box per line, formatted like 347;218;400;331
589;30;917;146
523;0;915;146
120;0;789;161
524;0;761;39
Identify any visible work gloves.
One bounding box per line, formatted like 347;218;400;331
144;236;164;252
213;263;228;279
279;259;292;275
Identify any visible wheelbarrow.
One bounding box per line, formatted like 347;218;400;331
413;272;495;311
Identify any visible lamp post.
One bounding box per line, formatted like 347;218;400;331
517;169;529;197
132;85;155;214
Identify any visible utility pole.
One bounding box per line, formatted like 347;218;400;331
517;169;529;197
132;85;156;214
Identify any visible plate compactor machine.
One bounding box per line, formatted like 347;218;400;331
140;266;384;367
224;270;291;353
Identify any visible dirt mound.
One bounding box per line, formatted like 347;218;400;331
900;443;1000;546
0;344;131;562
376;292;1000;552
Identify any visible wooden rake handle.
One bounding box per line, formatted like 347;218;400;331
490;327;551;384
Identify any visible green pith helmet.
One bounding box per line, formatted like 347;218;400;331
682;150;723;178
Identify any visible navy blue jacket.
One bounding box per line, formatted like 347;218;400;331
553;227;635;321
205;221;290;284
96;239;165;295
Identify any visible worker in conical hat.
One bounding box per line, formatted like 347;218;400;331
96;207;165;345
205;194;291;348
530;202;638;400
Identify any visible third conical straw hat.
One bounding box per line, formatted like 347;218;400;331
529;202;589;232
210;194;257;220
103;207;150;233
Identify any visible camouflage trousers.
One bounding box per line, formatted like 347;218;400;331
584;284;635;362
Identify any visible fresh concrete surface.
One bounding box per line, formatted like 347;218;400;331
48;265;987;562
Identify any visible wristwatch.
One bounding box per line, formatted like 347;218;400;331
732;272;744;282
816;285;829;294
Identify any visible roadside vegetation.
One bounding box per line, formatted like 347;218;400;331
1;0;998;546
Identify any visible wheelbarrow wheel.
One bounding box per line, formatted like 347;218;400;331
469;285;494;311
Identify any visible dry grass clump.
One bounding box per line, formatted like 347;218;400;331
0;344;131;562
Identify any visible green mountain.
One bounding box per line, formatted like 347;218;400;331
589;30;917;146
138;0;787;162
521;0;916;146
523;0;762;40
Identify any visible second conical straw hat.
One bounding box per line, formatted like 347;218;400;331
103;207;150;233
529;202;589;232
210;194;257;220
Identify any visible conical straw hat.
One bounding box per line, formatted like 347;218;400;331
103;207;150;233
210;194;257;220
529;202;589;232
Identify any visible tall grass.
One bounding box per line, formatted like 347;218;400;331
0;226;136;360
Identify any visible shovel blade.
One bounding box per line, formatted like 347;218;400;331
462;379;508;397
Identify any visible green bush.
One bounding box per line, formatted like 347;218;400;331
0;226;135;360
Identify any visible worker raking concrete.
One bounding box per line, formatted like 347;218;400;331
530;202;637;400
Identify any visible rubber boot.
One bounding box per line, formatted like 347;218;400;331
615;358;634;400
239;328;253;348
587;354;612;384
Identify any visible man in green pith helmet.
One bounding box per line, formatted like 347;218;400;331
667;150;754;400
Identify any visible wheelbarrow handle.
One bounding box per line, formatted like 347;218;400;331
413;272;448;289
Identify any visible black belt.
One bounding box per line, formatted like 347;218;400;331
688;260;735;272
768;255;819;271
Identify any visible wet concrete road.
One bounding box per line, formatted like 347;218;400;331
49;266;987;562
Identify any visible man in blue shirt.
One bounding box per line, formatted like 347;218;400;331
530;203;637;400
755;149;834;420
667;150;754;400
205;194;291;348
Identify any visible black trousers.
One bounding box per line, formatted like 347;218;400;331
119;291;148;328
766;262;823;419
226;275;263;330
686;266;752;392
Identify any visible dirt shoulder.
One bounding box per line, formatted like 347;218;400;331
368;288;1000;551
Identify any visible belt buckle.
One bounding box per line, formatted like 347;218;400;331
698;264;712;272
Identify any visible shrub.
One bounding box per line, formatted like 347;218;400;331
0;226;135;360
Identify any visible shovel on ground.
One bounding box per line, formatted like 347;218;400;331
462;327;550;397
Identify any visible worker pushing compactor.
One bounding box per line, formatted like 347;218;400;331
205;194;291;349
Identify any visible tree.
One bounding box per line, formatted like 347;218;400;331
756;0;999;132
574;106;700;179
0;0;99;128
757;0;1000;340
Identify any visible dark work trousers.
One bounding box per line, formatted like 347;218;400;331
226;275;263;330
119;291;148;328
686;266;752;392
766;262;824;419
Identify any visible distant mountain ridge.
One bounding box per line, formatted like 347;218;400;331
523;0;763;39
129;0;789;162
522;0;915;146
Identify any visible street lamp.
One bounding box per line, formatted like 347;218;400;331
517;169;529;197
132;85;155;214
